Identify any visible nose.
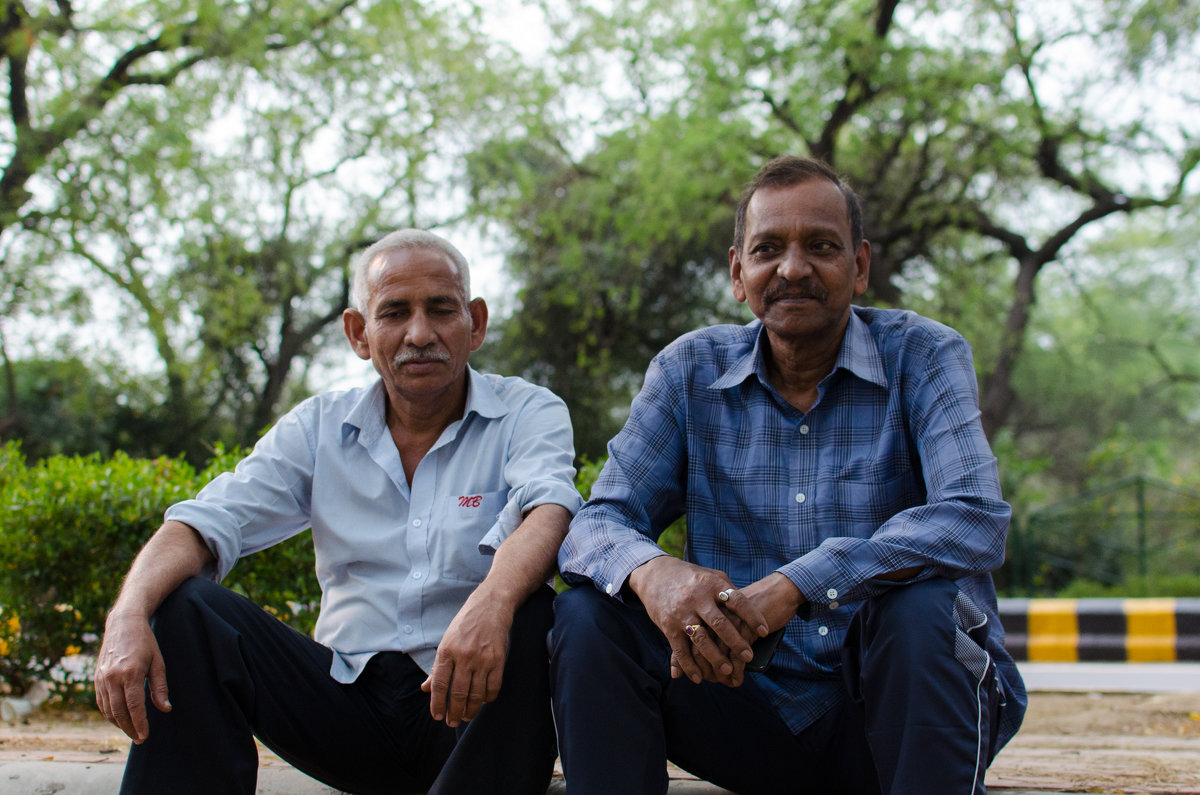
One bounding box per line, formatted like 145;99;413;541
776;244;811;282
404;309;437;348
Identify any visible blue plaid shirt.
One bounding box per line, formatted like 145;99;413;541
560;307;1025;744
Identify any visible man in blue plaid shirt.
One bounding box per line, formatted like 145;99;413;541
551;156;1027;794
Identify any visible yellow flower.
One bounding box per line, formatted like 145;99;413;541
0;638;8;656
5;615;18;634
65;644;82;656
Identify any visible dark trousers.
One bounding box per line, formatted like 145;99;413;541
550;578;1007;795
121;578;558;795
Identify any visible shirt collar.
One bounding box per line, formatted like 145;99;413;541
341;365;509;445
833;309;888;389
708;309;888;391
708;320;767;391
462;366;510;420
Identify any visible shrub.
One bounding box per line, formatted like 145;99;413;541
0;449;674;705
1056;574;1200;599
0;443;317;706
0;444;197;701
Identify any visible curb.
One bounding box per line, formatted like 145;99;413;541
999;598;1200;662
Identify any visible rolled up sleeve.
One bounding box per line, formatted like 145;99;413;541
479;390;583;553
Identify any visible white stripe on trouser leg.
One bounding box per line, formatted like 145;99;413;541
952;590;992;795
970;655;991;794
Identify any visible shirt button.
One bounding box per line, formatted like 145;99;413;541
826;588;838;599
818;626;829;636
412;519;422;527
829;601;839;610
403;624;413;634
799;424;809;435
605;582;614;595
412;571;422;580
795;492;806;504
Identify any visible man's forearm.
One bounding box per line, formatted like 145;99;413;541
108;520;216;622
472;503;571;615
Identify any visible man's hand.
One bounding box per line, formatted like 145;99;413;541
421;592;512;727
735;572;806;635
94;611;170;744
627;556;769;688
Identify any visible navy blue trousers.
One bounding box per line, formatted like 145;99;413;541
550;578;1006;795
121;578;557;795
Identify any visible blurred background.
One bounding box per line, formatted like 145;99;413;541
1;0;1199;703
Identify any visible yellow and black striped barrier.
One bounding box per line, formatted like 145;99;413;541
998;598;1200;662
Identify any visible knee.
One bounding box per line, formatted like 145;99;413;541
154;577;225;623
552;586;608;641
869;577;957;622
856;578;959;651
551;586;635;664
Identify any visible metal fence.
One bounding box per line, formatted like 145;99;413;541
1002;476;1200;595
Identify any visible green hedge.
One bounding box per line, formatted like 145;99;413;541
0;443;317;706
0;447;684;706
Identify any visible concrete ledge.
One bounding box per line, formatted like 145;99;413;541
0;762;1098;794
999;597;1200;662
0;761;739;794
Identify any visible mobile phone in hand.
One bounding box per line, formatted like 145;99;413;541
746;627;785;672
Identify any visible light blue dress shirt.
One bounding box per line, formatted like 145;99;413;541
167;367;582;683
559;307;1025;745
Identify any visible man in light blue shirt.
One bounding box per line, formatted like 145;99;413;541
94;229;582;794
552;157;1025;793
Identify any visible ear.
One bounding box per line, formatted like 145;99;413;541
343;308;371;360
729;246;747;303
852;240;871;296
468;297;489;351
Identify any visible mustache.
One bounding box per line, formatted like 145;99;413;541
393;346;451;366
762;279;827;304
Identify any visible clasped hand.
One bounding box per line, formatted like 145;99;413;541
629;557;798;688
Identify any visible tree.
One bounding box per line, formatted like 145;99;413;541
474;0;1199;459
1;0;549;459
0;0;357;256
470;116;758;456
997;200;1200;497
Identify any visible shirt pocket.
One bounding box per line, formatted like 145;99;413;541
434;489;507;582
821;471;919;536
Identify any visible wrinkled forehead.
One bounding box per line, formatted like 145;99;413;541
365;247;468;303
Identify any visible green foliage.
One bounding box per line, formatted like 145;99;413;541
478;0;1199;476
1002;476;1200;596
1;0;549;462
1056;573;1200;599
2;357;157;462
0;445;197;701
470;115;755;458
0;443;317;705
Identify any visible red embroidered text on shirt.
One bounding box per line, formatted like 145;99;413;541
457;495;483;507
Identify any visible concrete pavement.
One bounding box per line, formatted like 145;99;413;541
5;664;1200;794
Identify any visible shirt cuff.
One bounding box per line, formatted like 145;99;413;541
776;555;848;621
596;543;669;601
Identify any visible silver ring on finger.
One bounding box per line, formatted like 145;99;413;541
717;588;735;603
